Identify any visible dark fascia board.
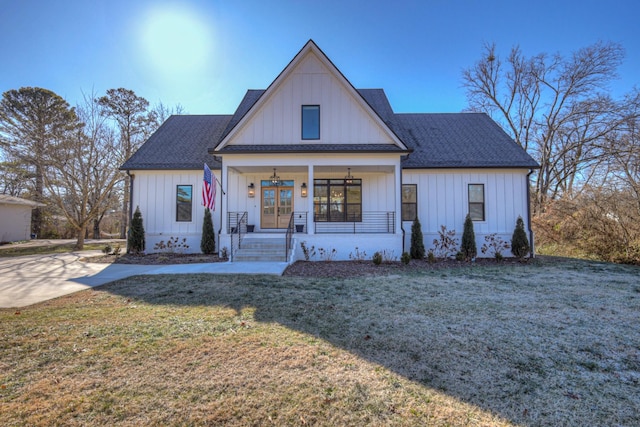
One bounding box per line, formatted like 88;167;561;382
212;146;413;155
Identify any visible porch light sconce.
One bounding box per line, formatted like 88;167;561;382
301;182;308;197
248;183;255;198
270;168;281;186
345;167;354;184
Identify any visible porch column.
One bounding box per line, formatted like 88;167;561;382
307;164;314;235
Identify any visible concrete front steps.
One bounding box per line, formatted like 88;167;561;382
233;236;289;262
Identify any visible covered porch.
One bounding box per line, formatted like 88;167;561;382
217;153;405;261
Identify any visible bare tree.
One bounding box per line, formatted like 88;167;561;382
44;92;122;250
97;88;154;238
462;42;626;212
0;87;81;235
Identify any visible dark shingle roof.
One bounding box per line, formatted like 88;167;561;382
394;113;539;168
121;90;538;171
120;115;231;170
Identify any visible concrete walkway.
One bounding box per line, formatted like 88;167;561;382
0;251;288;308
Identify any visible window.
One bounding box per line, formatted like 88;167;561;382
313;179;361;222
402;184;417;221
176;185;192;222
302;105;320;140
468;184;485;221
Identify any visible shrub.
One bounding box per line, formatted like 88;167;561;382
112;245;121;256
481;233;510;260
372;251;382;265
401;251;411;265
455;251;465;261
349;247;367;261
300;241;316;261
432;225;458;259
410;218;426;259
461;213;477;261
200;208;216;254
511;216;531;259
427;250;436;263
128;206;145;255
154;237;189;254
102;244;112;255
220;246;229;259
318;247;337;262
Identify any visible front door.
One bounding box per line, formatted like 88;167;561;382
261;186;293;229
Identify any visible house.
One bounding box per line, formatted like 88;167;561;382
0;195;45;242
121;40;538;261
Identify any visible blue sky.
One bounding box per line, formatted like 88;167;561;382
1;0;638;115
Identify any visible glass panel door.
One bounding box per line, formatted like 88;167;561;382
277;188;293;228
261;186;294;229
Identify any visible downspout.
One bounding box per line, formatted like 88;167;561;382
126;170;134;224
125;171;134;252
526;169;535;258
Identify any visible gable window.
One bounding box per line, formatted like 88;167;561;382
314;179;361;222
176;185;192;222
302;105;320;140
402;184;417;221
468;184;485;221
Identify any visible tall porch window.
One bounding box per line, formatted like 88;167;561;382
314;179;362;222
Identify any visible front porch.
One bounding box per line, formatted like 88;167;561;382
216;154;405;262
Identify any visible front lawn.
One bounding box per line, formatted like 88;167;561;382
1;258;639;426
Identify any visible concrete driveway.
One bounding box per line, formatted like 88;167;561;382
0;250;288;308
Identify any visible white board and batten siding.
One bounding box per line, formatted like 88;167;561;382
403;169;530;255
132;170;222;253
227;53;396;147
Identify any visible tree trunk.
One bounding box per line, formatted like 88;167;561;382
93;217;101;239
74;230;85;251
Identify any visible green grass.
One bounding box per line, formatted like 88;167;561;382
0;242;110;257
1;258;639;426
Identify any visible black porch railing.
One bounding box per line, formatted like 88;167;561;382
314;211;395;234
228;211;247;261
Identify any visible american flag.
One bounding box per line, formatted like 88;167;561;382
202;163;216;211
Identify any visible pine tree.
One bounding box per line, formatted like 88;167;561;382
511;216;530;259
127;206;145;255
410;217;426;259
461;213;477;260
201;208;216;254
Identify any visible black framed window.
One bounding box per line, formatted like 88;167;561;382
402;184;417;221
176;185;192;222
468;184;485;221
313;179;361;222
302;105;320;140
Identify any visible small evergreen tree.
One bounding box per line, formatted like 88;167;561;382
461;213;477;260
410;217;426;259
200;208;216;254
128;206;145;255
511;216;531;259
